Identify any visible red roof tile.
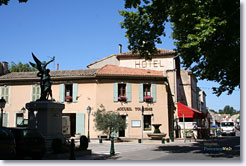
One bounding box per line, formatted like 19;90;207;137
96;65;164;78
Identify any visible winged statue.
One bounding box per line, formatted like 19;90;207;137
29;53;55;101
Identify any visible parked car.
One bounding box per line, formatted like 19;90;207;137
7;127;46;159
0;127;16;159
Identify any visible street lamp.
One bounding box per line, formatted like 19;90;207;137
0;97;6;127
87;106;91;142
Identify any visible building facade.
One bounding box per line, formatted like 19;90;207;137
0;48;208;139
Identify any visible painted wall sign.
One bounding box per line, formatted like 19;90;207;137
117;107;132;111
135;60;164;68
117;107;153;112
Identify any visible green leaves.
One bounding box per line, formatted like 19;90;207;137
9;62;36;72
120;0;240;96
93;105;126;137
0;0;28;6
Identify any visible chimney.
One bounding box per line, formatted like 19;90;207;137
1;62;9;75
0;63;3;76
119;44;122;54
57;64;59;71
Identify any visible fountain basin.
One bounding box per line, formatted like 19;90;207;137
147;133;167;140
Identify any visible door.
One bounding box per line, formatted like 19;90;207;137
119;115;126;137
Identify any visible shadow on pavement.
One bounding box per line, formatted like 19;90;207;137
153;137;240;159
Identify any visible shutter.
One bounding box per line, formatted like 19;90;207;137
37;86;40;100
3;113;8;127
59;84;65;102
151;84;157;103
76;113;85;135
113;83;118;102
139;84;143;102
126;83;132;102
1;87;4;98
32;86;36;101
73;83;78;103
5;87;8;103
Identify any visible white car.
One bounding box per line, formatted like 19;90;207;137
220;121;236;136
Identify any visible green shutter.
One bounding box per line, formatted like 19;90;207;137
59;84;65;103
3;113;8;127
76;113;85;135
5;87;8;103
113;83;118;102
151;84;157;103
1;87;4;98
73;83;78;103
126;83;132;102
32;86;36;101
139;84;143;102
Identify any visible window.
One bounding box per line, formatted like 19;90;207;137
139;84;156;103
32;85;40;101
113;83;131;102
143;84;152;102
65;84;73;102
118;84;127;101
1;86;9;103
144;115;152;131
16;113;24;127
59;83;78;103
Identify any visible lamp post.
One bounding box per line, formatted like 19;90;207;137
141;106;144;142
87;106;91;142
0;97;6;127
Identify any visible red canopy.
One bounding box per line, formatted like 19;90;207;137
177;102;202;118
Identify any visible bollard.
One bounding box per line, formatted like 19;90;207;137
110;137;115;155
138;139;142;143
162;138;165;144
99;138;103;143
170;132;174;142
69;139;76;160
166;138;170;143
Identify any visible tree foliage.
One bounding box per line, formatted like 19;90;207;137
119;0;240;96
0;0;27;5
9;62;36;72
93;105;126;138
218;105;239;116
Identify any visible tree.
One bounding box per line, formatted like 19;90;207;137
218;105;238;115
9;62;36;72
0;0;27;5
119;0;240;96
93;105;126;138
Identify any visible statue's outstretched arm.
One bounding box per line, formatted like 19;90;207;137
44;56;55;68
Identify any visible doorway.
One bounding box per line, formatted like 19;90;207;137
62;113;76;137
119;115;126;137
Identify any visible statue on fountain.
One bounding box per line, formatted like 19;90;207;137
29;53;55;101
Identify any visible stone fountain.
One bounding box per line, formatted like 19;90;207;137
147;124;167;140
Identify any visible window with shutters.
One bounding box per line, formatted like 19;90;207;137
1;86;9;104
32;85;40;101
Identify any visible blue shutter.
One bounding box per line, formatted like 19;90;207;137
113;83;118;102
76;113;85;135
151;84;157;103
139;84;143;102
59;84;65;103
73;83;78;103
126;83;132;102
3;113;8;127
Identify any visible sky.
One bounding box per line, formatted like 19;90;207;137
0;0;241;112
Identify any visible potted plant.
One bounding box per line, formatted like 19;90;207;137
144;96;153;102
118;96;127;102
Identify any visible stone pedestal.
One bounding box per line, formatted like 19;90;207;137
26;101;65;152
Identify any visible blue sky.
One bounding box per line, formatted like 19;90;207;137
0;0;240;112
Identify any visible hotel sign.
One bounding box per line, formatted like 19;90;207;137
117;107;153;112
135;60;164;68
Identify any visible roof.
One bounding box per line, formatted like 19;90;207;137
0;69;99;81
116;48;176;58
0;65;165;82
87;54;116;68
96;65;164;78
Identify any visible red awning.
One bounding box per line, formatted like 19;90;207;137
177;102;202;118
